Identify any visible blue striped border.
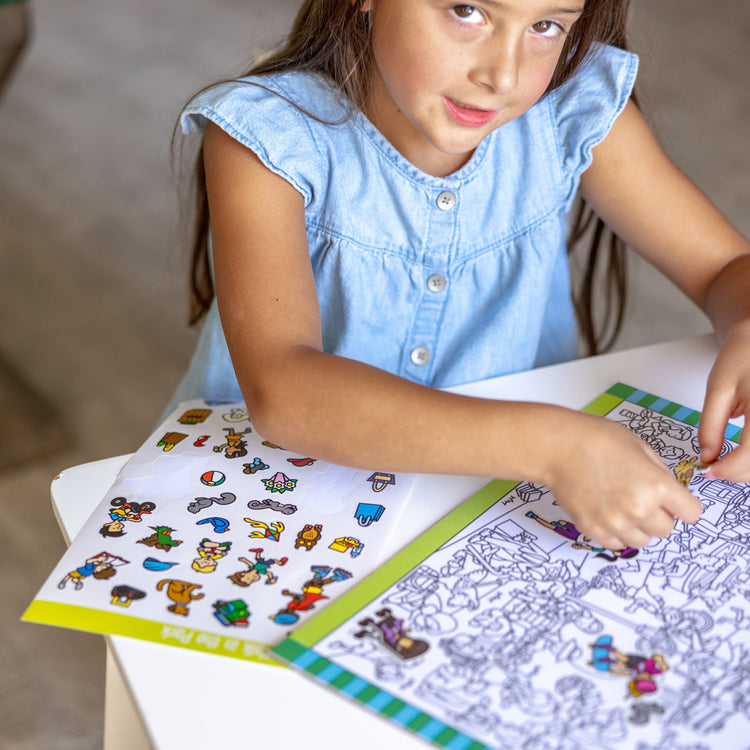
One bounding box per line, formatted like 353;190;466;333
274;640;492;750
610;383;742;443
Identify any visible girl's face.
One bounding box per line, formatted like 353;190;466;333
363;0;585;176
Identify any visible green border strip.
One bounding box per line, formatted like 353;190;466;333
287;477;519;647
23;600;280;665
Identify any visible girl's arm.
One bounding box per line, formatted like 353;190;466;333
580;101;750;481
203;121;700;551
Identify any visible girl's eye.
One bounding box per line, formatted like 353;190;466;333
451;5;484;24
531;20;564;38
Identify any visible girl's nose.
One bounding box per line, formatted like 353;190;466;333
472;36;520;95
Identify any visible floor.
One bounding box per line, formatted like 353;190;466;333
0;1;747;748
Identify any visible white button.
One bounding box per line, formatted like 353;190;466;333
427;274;446;293
410;347;431;366
436;191;456;210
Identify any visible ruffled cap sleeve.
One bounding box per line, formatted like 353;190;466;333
548;44;639;208
180;73;342;206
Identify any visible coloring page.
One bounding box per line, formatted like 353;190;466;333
274;384;750;749
25;400;416;664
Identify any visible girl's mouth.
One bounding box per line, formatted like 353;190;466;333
443;97;498;128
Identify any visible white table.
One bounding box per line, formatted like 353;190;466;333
52;334;736;749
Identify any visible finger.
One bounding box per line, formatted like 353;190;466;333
640;508;680;540
698;383;736;466
663;486;703;526
707;438;750;483
615;528;652;551
584;523;635;552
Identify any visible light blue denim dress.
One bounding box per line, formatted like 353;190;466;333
171;44;638;410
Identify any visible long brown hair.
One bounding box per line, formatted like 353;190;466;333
186;0;633;355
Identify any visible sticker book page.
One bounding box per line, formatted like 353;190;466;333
273;384;750;750
24;400;416;664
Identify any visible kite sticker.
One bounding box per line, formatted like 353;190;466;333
273;384;749;749
24;398;416;664
245;517;285;542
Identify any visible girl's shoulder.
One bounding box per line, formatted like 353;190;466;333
535;43;639;207
180;70;351;205
547;43;638;111
181;70;349;141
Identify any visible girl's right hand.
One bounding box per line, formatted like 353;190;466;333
541;412;703;550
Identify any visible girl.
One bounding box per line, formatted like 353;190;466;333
175;0;750;552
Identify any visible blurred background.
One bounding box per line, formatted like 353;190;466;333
0;0;747;747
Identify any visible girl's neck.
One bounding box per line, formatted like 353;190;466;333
363;74;475;178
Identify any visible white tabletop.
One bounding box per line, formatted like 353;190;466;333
51;334;735;749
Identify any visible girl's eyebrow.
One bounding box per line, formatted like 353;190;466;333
480;0;585;15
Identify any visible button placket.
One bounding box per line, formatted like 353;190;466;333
404;186;457;380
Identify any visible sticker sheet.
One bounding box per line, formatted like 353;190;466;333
24;400;416;664
273;384;750;749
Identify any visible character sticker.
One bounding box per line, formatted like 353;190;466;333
157;579;204;616
271;566;352;625
355;607;429;660
590;635;669;698
294;524;323;551
213;427;252;458
228;549;288;587
137;526;183;552
192;539;232;573
26;397;416;663
58;552;129;591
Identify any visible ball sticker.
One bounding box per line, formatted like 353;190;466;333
200;470;226;487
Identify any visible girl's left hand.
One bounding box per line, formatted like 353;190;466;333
698;319;750;482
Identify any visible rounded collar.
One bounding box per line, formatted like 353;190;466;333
354;109;491;189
